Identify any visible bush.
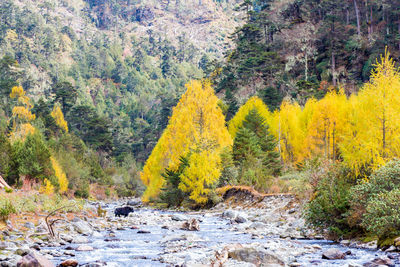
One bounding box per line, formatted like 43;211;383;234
0;200;16;221
306;164;355;239
349;159;400;241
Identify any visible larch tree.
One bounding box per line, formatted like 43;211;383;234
51;104;68;133
340;51;400;173
140;80;232;203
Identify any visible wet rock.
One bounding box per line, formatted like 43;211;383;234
15;248;31;256
71;236;88;244
76;245;93;252
72;221;93;236
228;247;285;266
137;230;150;234
222;209;237;220
363;256;394;267
235;214;248;223
181;218;200;231
16;252;54;267
171;214;188;221
60;259;78;267
127;199;140;206
322;248;346;260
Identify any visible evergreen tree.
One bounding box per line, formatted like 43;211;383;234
242;108;281;175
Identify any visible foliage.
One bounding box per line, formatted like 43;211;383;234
306;164;355;239
51;104;68;133
50;157;68;194
0;200;16;222
141;80;232;203
159;156;189;207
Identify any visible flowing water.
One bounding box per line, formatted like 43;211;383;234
49;208;396;267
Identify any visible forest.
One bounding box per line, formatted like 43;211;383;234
1;0;400;251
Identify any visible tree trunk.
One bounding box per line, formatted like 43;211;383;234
331;52;336;86
354;0;361;36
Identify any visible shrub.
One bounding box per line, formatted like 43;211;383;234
0;200;16;221
306;164;355;239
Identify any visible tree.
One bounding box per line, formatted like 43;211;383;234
140;80;232;203
53;82;77;114
51;104;68;133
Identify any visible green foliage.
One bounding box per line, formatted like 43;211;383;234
159;156;189;207
349;160;400;240
306;164;355;239
0;132;11;178
0;200;16;222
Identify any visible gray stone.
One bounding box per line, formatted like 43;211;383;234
222;209;237;220
71;236;89;244
73;221;93;236
76;245;93;252
16;252;54;267
228;247;285;266
322;248;346;260
235;214;248;223
171;214;188;221
23;222;35;229
363;256;394;267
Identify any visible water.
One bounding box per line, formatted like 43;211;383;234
50;209;396;266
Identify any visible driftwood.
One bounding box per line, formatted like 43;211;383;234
45;205;75;238
0;175;10;189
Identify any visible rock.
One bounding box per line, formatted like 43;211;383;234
222;210;237;220
228;247;285;266
385;246;397;252
394;237;400;246
235;214;248;223
76;245;94;252
127;199;140;206
288;209;296;214
24;222;35;229
137;230;150;234
71;236;88;244
171;214;188;221
114;206;134;217
72;221;93;236
322;248;346;260
16;252;54;267
181;218;200;231
363;256;394;267
348;262;363;267
80;261;107;267
60;259;78;267
248;222;266;229
15;248;31;256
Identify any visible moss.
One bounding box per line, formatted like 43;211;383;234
377;235;396;249
362;235;378;243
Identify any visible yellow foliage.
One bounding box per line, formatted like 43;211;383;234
40;179;55;196
51;105;69;132
12;106;36;121
228;96;271;139
9;123;36;142
140;80;232;203
51;157;69;194
5;29;18;43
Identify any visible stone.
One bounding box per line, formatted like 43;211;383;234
363;256;394;267
228;247;285;266
322;248;346;260
394;237;400;246
171;214;188;221
72;221;93;236
137;230;150;234
15;248;31;256
16;252;54;267
71;236;88;244
181;218;200;231
60;259;78;267
127;199;140;206
235;214;248;223
24;222;35;230
222;210;237;220
76;245;94;252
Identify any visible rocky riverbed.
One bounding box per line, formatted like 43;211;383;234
0;195;398;267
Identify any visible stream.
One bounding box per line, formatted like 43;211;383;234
47;206;397;267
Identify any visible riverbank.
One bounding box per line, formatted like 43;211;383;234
0;193;398;266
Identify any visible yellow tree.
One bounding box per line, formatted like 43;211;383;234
305;90;349;160
50;157;69;194
9;85;36;141
140;80;232;203
228;96;271;139
51;104;68;132
340;51;400;173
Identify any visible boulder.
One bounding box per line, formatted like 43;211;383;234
16;252;54;267
71;236;88;244
76;245;93;252
322;248;346;260
60;259;78;267
222;209;237;220
363;256;394;267
171;214;188;221
24;222;35;230
235;213;248;223
228;247;285;266
181;218;200;231
72;221;93;236
127;199;141;206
